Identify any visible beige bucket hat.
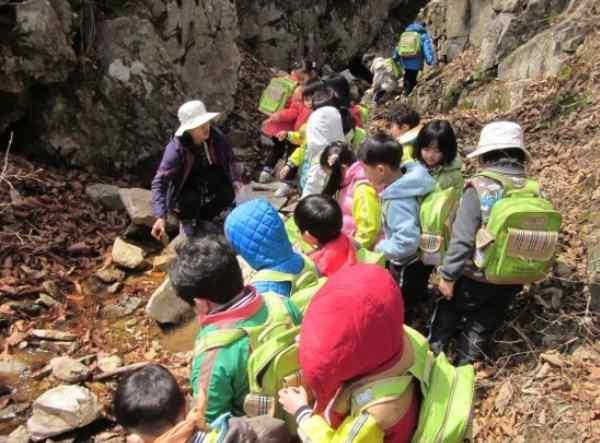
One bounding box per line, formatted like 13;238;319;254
175;100;220;137
467;121;531;159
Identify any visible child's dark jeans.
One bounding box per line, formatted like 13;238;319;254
428;276;522;365
388;259;434;326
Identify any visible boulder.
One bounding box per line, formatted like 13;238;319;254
118;188;154;227
112;237;145;269
145;278;193;324
97;355;123;373
95;267;126;284
0;358;28;376
85;184;124;211
49;357;91;383
0;0;76;134
498;0;597;80
152;254;176;272
26;385;101;441
7;425;31;443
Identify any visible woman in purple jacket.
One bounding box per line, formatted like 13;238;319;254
151;100;240;239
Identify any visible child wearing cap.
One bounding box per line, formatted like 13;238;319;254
151;100;240;239
431;121;531;365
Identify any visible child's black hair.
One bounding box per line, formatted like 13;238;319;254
320;142;356;197
357;132;403;170
340;107;356;134
114;364;185;437
414;120;458;166
293;59;319;78
302;78;324;99
294;195;343;244
168;235;244;306
323;74;352;108
481;148;527;164
388;104;420;129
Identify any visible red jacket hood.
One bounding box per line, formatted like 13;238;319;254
310;234;357;277
299;264;405;422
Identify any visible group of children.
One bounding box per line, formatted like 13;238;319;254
131;29;560;442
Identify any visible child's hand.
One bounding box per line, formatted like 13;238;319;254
438;279;455;300
276;131;288;141
278;386;308;416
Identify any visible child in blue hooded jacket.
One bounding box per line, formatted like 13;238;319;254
358;133;435;322
392;22;436;96
225;199;315;297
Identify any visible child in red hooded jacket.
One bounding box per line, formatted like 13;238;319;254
279;264;419;442
294;195;357;277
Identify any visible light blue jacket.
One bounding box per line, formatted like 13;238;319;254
376;161;435;264
225;199;305;297
392;23;436;72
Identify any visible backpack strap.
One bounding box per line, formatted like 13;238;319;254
262;293;292;325
194;329;247;356
350;376;413;416
251;269;295;284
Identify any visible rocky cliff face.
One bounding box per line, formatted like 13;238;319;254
410;0;598;114
0;0;423;173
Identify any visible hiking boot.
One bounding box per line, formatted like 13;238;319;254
258;169;273;184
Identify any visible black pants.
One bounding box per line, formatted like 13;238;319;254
388;260;434;326
261;135;293;171
176;168;235;236
403;69;419;96
429;276;522;365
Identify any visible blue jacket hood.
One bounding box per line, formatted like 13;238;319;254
406;23;426;33
381;161;435;201
225;199;304;273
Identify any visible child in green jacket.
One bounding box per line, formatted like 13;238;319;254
168;235;302;423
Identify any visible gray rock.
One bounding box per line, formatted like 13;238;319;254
94;432;124;443
97;355;123;373
0;403;30;422
37;294;59;308
0;0;76;134
118;188;154;227
42;281;61;299
49;357;91;383
106;282;123;294
85;184;124;211
7;425;31;443
101;296;142;319
26;385;101;441
95;267;126;284
112;237;145;269
152;253;176;272
145;278;193;324
30;330;77;342
0;358;28;376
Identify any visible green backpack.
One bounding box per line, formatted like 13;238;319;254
258;77;298;115
194;294;302;431
397;31;422;58
383;57;403;77
250;256;320;294
419;187;461;266
405;326;475;443
471;171;562;284
344;326;474;443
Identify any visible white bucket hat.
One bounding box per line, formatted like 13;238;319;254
467;121;530;159
175;100;220;137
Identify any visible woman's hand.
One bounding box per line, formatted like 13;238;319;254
278;386;309;416
438;278;456;300
151;218;166;241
